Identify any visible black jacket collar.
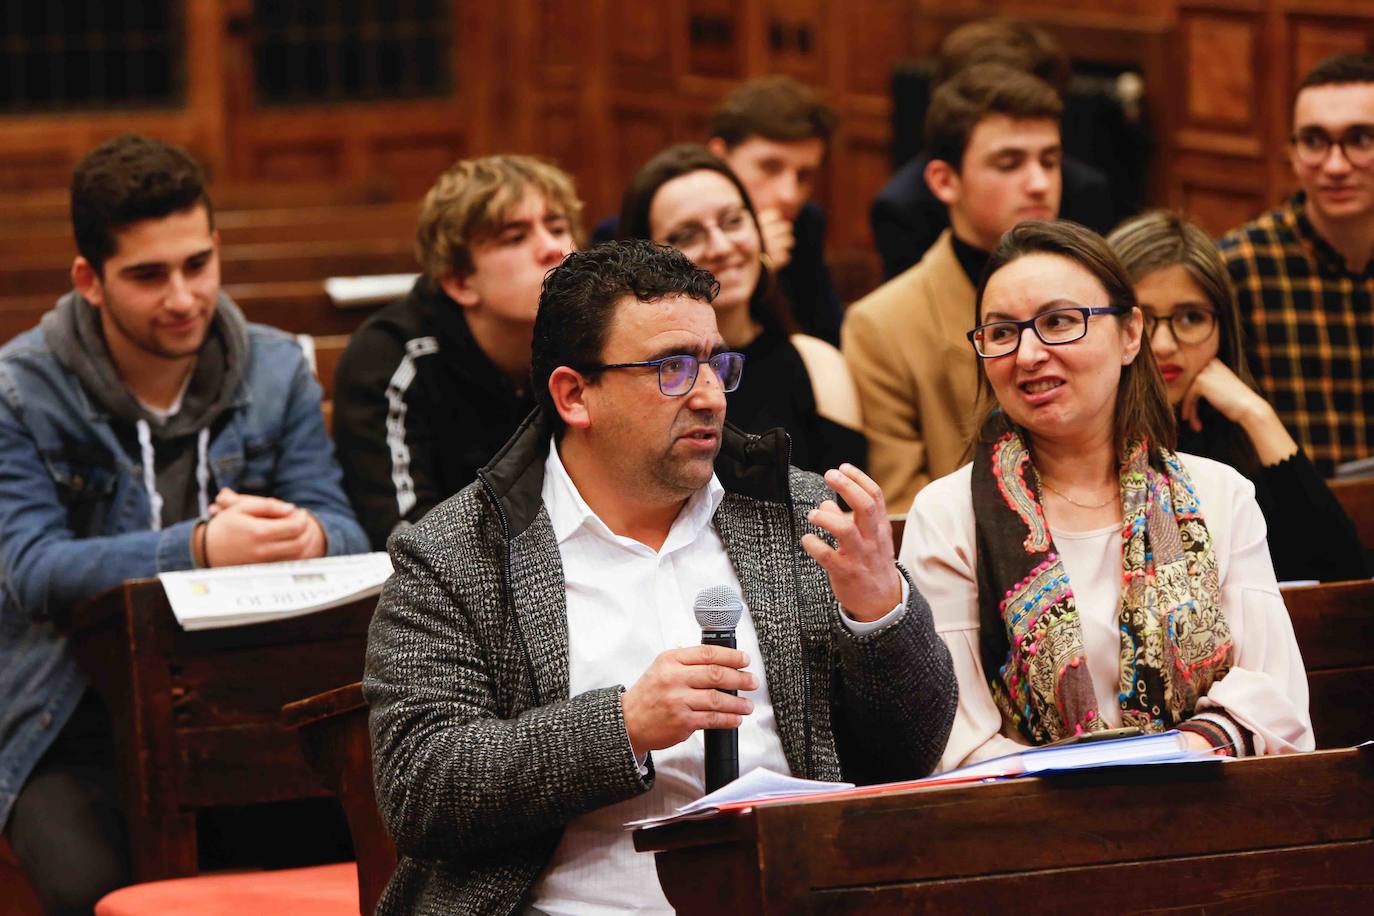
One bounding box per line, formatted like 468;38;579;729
477;407;793;539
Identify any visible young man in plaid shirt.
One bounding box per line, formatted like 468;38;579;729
1219;53;1374;476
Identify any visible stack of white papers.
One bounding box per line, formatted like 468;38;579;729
625;731;1221;830
159;552;393;630
624;769;853;829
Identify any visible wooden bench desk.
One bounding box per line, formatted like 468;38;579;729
2;237;417;297
62;579;376;881
636;747;1374;913
1329;477;1374;558
1281;579;1374;749
1;280;383;347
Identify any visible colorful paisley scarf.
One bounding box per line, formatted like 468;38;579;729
971;420;1234;744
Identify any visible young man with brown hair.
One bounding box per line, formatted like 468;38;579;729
0;134;367;913
870;18;1113;279
1219;52;1374;476
332;154;582;548
843;64;1064;513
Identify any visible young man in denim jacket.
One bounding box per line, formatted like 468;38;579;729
0;134;368;913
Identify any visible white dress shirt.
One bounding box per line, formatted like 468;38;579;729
527;442;790;915
529;440;908;913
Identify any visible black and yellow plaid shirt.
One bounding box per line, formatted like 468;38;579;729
1218;192;1374;476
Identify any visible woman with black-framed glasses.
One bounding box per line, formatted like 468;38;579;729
617;144;867;475
899;219;1313;773
1109;210;1366;583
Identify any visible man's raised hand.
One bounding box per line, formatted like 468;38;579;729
801;464;903;623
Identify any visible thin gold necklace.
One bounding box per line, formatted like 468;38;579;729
1034;467;1116;510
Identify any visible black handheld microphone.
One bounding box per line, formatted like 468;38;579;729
694;585;744;792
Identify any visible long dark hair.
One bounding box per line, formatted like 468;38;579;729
970;219;1176;466
616;143;793;335
1108;209;1262;476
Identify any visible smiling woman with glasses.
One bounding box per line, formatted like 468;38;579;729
1109;210;1367;583
616;144;866;475
899;219;1313;773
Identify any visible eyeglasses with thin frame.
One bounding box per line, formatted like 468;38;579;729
661;208;756;259
967;305;1125;359
1141;306;1219;346
591;351;746;396
1289;125;1374;168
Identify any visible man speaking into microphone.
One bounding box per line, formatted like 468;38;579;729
364;240;957;915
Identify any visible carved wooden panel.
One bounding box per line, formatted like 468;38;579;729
0;150;77;194
534;0;585;89
370;136;466;198
1290;17;1374;101
1179;182;1266;238
609;0;675;88
609;106;677;193
764;0;825;83
1182;11;1258;131
252;141;345;182
534;99;586;193
840;0;913;99
686;0;745;80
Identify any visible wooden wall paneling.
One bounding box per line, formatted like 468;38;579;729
1178;180;1269;237
609;106;678;195
825;117;893;303
369;135;468;199
250;140;346;185
837;0;915;100
221;2;499;194
608;0;677;90
685;0;747;81
531;0;586;91
762;0;826;84
1169;142;1271;234
1175;6;1265;159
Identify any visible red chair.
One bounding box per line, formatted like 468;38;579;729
95;862;358;915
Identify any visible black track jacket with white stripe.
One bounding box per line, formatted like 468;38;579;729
333;278;534;549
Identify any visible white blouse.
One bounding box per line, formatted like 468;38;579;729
900;454;1315;772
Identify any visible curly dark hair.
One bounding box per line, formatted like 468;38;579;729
531;239;720;431
71;134;213;275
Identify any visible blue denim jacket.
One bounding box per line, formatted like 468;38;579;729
0;320;369;828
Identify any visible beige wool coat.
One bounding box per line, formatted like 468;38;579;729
842;230;981;514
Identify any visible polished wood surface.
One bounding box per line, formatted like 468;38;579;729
636;747;1374;913
1330;477;1374;558
1282;579;1374;750
62;580;375;881
284;682;396;916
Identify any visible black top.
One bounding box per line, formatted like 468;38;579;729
332;279;535;549
1177;417;1368;583
592;201;844;346
950;232;990;289
728;327;867;476
870;153;1116;281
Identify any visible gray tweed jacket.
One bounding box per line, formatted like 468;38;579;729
363;408;957;915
